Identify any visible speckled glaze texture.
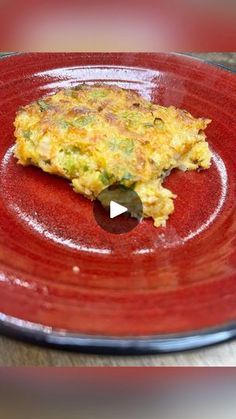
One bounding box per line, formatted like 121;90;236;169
0;53;236;352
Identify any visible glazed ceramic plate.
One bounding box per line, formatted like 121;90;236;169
0;53;236;354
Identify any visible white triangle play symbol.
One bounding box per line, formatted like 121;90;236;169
110;201;128;219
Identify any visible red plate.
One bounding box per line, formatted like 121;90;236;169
0;53;236;354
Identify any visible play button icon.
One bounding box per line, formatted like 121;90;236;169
110;201;127;219
93;185;143;234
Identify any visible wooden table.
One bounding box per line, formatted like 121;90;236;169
0;53;235;366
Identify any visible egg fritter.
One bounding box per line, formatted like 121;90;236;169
14;84;212;227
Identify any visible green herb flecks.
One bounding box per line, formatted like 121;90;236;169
37;100;49;111
23;130;31;140
120;110;139;125
83;164;89;172
90;89;108;100
64;146;81;155
62;147;81;176
99;170;112;185
72;115;94;127
120;138;134;154
121;172;133;181
108;138;134;155
60;120;71;129
143;122;154;128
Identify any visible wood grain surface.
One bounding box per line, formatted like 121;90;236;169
0;335;236;366
0;52;235;366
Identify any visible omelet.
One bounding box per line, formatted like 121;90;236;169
14;84;212;227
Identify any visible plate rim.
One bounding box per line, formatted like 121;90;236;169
1;51;236;75
0;311;236;354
